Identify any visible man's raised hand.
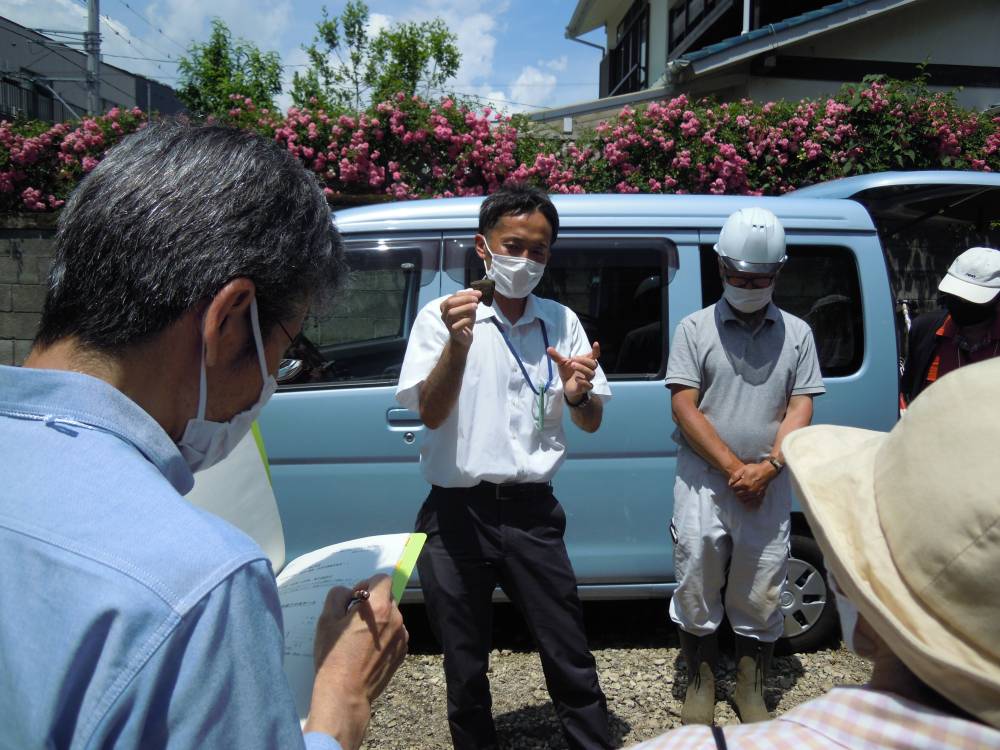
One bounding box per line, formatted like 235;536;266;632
547;341;601;403
440;289;481;349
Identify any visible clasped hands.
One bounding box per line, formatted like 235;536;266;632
728;460;779;510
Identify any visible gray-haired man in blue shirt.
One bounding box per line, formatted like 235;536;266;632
0;123;407;749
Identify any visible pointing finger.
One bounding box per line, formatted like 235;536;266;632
546;346;570;367
591;341;601;361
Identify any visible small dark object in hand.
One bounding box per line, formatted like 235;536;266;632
471;278;495;306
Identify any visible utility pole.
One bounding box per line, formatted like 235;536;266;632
85;0;101;115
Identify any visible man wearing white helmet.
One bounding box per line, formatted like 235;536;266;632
664;207;825;726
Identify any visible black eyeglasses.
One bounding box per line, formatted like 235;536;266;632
278;320;327;371
725;274;774;289
278;320;298;355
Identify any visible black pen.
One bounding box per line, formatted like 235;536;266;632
346;588;370;612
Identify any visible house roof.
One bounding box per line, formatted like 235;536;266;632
566;0;619;38
680;0;922;70
533;0;926;124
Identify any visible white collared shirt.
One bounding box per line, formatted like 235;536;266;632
396;294;612;488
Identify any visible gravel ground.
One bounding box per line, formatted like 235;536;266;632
363;600;872;749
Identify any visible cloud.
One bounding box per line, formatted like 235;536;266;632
368;13;393;37
146;0;292;55
509;65;557;112
542;55;568;72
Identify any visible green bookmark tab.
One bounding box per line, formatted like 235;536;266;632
391;532;427;601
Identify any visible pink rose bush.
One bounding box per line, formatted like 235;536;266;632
576;77;1000;195
2;76;999;213
0;106;146;212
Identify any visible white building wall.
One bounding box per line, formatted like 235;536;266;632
648;0;669;84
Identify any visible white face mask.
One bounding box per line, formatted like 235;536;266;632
178;297;278;473
482;237;546;299
723;281;773;313
829;575;859;653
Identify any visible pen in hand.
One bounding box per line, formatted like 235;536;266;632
346;588;370;612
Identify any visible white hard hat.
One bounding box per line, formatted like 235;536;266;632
715;207;787;274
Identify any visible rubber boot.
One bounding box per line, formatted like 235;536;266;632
678;629;717;726
732;636;773;724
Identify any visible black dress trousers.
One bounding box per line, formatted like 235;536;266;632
415;482;611;750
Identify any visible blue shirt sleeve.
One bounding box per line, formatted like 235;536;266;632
86;560;326;749
305;732;345;750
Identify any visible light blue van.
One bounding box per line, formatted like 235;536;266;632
260;171;1000;652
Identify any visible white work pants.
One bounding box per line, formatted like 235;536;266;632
668;448;790;642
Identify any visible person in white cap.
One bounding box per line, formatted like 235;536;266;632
627;357;1000;750
901;246;1000;404
664;207;825;726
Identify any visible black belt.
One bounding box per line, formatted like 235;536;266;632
434;481;553;500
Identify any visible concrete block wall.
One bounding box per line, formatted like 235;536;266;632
0;216;57;366
0;197;392;367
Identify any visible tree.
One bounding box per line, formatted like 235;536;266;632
291;2;370;112
177;19;283;117
290;2;461;112
367;18;461;104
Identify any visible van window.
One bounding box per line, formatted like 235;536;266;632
699;245;864;377
454;237;678;380
281;239;433;388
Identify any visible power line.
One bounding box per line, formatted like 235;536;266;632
110;0;189;54
3;24;139;107
98;14;173;71
102;53;175;63
70;0;177;68
429;88;551;111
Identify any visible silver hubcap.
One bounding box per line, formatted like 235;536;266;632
781;557;827;637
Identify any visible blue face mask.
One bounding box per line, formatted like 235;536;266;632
177;297;278;473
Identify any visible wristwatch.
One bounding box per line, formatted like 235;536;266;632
565;392;591;409
766;456;784;474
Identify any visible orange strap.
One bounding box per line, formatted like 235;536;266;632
925;355;941;384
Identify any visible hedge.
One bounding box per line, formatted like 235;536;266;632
2;76;998;213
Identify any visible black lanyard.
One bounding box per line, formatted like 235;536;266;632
490;317;553;395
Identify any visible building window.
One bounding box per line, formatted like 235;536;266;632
608;1;649;97
0;78;29;120
669;0;720;50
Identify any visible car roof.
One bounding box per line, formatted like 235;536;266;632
333;193;875;235
788;170;1000;199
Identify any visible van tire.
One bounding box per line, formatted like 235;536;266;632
777;534;838;654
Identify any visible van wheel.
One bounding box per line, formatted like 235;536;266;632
777;534;838;654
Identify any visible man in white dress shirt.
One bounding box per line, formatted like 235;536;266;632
396;184;612;750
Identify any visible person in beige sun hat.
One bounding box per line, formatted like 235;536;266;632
627;357;1000;749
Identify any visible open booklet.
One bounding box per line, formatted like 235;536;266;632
276;532;425;720
183;426;425;720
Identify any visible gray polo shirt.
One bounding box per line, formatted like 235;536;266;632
665;299;825;462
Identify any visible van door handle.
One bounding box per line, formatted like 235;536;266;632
386;408;424;430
